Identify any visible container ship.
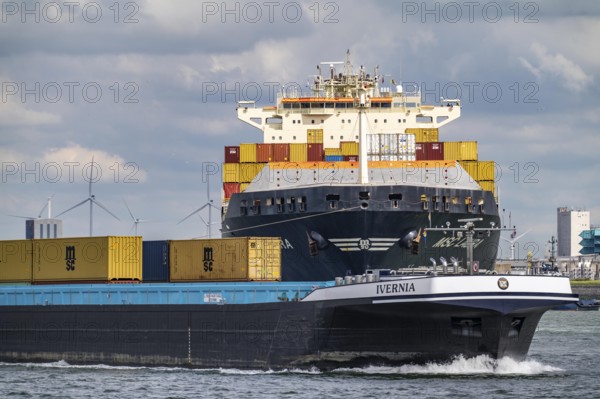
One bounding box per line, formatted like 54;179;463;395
221;52;499;281
0;53;578;370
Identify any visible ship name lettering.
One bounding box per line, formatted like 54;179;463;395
376;282;415;295
281;239;294;250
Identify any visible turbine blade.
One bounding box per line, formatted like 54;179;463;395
514;229;531;241
8;214;36;220
56;199;90;217
92;198;120;221
178;203;209;224
37;202;48;219
89;156;95;197
123;199;136;221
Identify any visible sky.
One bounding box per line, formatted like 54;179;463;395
1;0;599;261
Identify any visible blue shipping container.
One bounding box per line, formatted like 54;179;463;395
324;155;344;162
142;241;170;282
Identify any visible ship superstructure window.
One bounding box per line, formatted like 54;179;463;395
266;197;274;206
443;196;450;211
251;200;261;215
311;120;315;124
478;198;485;213
358;191;370;200
287;197;295;212
326;194;339;209
298;196;306;212
465;197;472;213
240;200;248;215
433;196;439;211
276;197;284;213
389;193;402;208
421;194;429;210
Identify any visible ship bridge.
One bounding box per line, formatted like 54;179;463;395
236;55;461;149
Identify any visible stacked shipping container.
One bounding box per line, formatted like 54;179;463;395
169;237;281;282
1;237;283;284
0;237;142;284
223;129;495;198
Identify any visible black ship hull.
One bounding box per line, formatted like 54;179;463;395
223;185;501;281
0;288;568;370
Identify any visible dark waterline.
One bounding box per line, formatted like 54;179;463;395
1;311;597;398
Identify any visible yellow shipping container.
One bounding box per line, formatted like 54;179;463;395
478;180;495;194
405;128;439;143
477;161;496;181
240;143;257;163
169;237;281;282
324;148;343;156
307;129;324;143
444;141;478;161
0;239;34;282
240;183;250;192
33;236;142;282
460;161;479;181
223;163;265;183
289;143;308;162
340;141;359;156
223;163;240;183
240;163;265;183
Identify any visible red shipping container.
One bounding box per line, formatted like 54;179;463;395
223;182;240;199
307;143;324;162
256;143;274;162
272;143;290;162
415;142;444;161
224;146;240;163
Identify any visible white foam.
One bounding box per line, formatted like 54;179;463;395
333;355;563;375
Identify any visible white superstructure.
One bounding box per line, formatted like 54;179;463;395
237;51;461;149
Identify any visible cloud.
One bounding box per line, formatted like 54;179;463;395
519;42;594;92
42;143;147;183
0;88;61;126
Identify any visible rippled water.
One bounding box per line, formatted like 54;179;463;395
1;311;598;398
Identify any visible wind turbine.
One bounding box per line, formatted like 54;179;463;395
9;194;55;220
123;199;149;236
178;176;219;238
56;157;119;236
500;229;531;260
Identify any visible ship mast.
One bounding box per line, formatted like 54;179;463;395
357;90;369;184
